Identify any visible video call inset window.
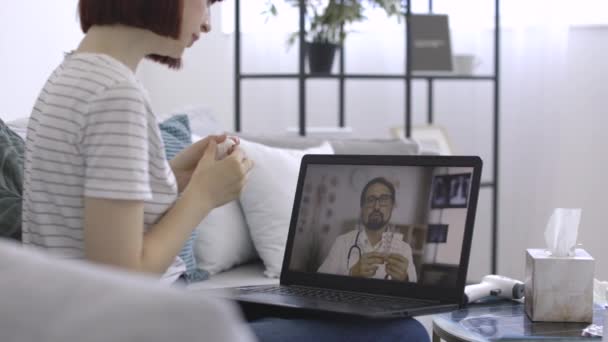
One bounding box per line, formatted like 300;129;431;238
288;164;473;288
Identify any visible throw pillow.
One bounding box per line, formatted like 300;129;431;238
0;119;24;241
188;113;259;276
160;106;222;139
238;139;334;278
193;201;258;275
191;131;259;275
158;114;209;283
237;134;420;155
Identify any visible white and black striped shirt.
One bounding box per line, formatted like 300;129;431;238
22;53;185;280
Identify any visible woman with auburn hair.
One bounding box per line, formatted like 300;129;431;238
22;0;428;340
23;0;247;284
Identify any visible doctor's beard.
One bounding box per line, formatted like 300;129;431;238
364;210;388;231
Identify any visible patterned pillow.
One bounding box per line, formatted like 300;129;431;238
158;115;209;283
0;119;24;241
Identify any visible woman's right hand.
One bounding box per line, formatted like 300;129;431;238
185;139;254;210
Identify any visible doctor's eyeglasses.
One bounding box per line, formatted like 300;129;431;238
364;195;393;207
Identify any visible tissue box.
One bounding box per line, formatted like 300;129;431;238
525;248;594;322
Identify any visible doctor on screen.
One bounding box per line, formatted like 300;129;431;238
318;177;417;282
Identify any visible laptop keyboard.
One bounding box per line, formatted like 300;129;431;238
243;286;432;310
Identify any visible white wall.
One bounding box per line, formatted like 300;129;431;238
560;28;608;278
0;0;83;121
499;27;608;282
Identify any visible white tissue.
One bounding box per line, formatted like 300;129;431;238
544;208;581;257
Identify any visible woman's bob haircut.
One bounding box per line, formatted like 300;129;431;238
78;0;222;69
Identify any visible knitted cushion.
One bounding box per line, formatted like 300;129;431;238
0;119;24;241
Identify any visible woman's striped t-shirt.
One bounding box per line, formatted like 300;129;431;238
22;52;185;281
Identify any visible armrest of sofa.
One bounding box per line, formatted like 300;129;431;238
0;240;255;342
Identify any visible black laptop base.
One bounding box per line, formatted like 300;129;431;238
230;285;459;320
238;297;458;321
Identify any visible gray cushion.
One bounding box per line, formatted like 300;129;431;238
329;138;419;155
236;134;420;155
235;134;328;150
0;239;255;342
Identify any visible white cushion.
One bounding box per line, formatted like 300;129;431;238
0;240;255;342
192;132;258;275
239;139;334;278
194;201;258;275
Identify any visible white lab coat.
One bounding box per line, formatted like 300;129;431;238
318;226;417;282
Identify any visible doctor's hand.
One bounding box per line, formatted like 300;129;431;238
349;252;385;278
386;253;409;281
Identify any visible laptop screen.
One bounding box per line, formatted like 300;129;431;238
287;163;475;290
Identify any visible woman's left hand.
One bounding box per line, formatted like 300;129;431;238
170;134;240;192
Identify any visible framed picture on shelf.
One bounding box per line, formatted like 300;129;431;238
430;173;472;209
410;14;453;72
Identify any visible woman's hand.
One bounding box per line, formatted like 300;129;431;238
184;139;254;210
170;134;240;192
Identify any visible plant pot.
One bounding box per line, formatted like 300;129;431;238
307;42;339;74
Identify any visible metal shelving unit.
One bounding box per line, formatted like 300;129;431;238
234;0;500;274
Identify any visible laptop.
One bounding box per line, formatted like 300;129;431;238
212;155;482;318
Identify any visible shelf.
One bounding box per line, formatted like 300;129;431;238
235;0;501;276
240;73;300;79
240;73;496;81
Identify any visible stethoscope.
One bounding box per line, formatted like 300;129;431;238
346;229;363;270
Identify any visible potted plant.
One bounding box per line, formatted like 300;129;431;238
265;0;404;74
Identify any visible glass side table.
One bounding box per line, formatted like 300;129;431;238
432;299;605;341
